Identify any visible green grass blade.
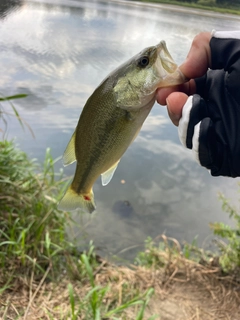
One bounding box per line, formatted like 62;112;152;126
0;94;27;101
68;283;75;317
81;253;94;287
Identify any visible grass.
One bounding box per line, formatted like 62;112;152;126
210;192;240;272
0;93;34;138
2;232;238;319
66;248;157;320
0;97;239;319
0;140;159;319
139;0;240;15
0;141;74;280
0;141;239;318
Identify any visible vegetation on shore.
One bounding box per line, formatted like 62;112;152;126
0;140;239;319
0;140;156;319
140;0;240;15
0;97;239;318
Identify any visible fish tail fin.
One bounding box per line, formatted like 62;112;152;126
58;187;96;213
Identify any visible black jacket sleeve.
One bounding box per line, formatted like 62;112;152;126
179;31;240;177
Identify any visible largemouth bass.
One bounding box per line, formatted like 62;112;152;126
58;41;186;213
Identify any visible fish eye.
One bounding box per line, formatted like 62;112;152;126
138;56;149;68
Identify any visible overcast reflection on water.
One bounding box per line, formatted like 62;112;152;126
1;0;240;260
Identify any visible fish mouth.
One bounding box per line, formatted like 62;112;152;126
155;41;188;87
157;41;178;73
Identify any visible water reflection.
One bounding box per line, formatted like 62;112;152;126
1;0;240;260
0;0;23;19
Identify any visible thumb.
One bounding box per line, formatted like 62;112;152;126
179;32;211;80
166;92;188;126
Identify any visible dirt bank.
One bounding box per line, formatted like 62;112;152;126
2;250;239;319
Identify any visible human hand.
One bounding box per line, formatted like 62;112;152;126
157;31;240;177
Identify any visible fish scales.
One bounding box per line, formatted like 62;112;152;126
72;80;148;194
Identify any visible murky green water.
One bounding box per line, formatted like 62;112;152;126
1;0;240;260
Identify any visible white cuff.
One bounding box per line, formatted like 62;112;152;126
178;96;193;148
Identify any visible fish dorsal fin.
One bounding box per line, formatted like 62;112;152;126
101;161;120;186
62;131;76;166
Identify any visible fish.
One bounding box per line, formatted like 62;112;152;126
58;41;186;213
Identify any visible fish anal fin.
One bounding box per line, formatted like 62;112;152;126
62;131;76;166
101;161;120;186
58;186;96;213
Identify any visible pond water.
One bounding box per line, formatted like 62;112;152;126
1;0;240;260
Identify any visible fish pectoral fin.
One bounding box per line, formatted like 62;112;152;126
62;130;76;166
114;77;140;110
101;161;120;186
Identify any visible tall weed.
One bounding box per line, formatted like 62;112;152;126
0;140;74;282
210;192;240;272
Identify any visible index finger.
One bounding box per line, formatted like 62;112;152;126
156;80;196;105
